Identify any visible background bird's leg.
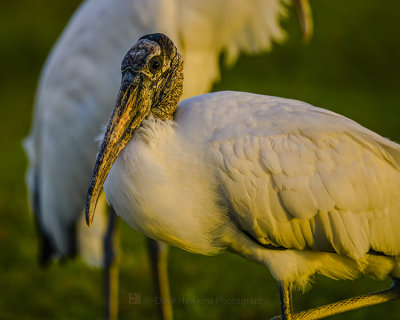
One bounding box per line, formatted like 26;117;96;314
104;208;120;320
147;238;173;320
272;279;400;320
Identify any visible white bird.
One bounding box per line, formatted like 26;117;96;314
86;33;400;320
24;0;312;318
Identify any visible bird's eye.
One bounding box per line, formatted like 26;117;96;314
149;57;162;74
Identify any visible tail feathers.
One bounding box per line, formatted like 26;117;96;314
30;162;56;266
26;147;77;266
24;133;103;266
33;217;55;267
34;216;78;267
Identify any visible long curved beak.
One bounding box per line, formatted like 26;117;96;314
292;0;313;42
85;73;150;226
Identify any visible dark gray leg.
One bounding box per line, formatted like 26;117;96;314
147;238;173;320
104;208;119;320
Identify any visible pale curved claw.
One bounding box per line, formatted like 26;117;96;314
292;0;314;42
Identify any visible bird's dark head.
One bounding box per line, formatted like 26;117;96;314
85;33;183;226
119;33;184;118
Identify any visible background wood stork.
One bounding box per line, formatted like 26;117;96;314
2;1;400;319
22;0;312;319
87;33;400;320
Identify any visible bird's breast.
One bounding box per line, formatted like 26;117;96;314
103;118;229;255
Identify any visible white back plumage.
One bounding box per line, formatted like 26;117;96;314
24;0;289;261
104;91;400;286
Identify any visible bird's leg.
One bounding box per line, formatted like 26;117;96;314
271;279;400;320
277;281;294;320
147;238;173;320
104;208;120;320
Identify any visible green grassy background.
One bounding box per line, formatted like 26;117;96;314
1;0;400;319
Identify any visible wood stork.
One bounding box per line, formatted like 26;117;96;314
86;33;400;320
24;0;312;318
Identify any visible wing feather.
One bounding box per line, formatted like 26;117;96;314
206;94;400;259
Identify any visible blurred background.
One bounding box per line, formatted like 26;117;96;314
1;0;400;319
